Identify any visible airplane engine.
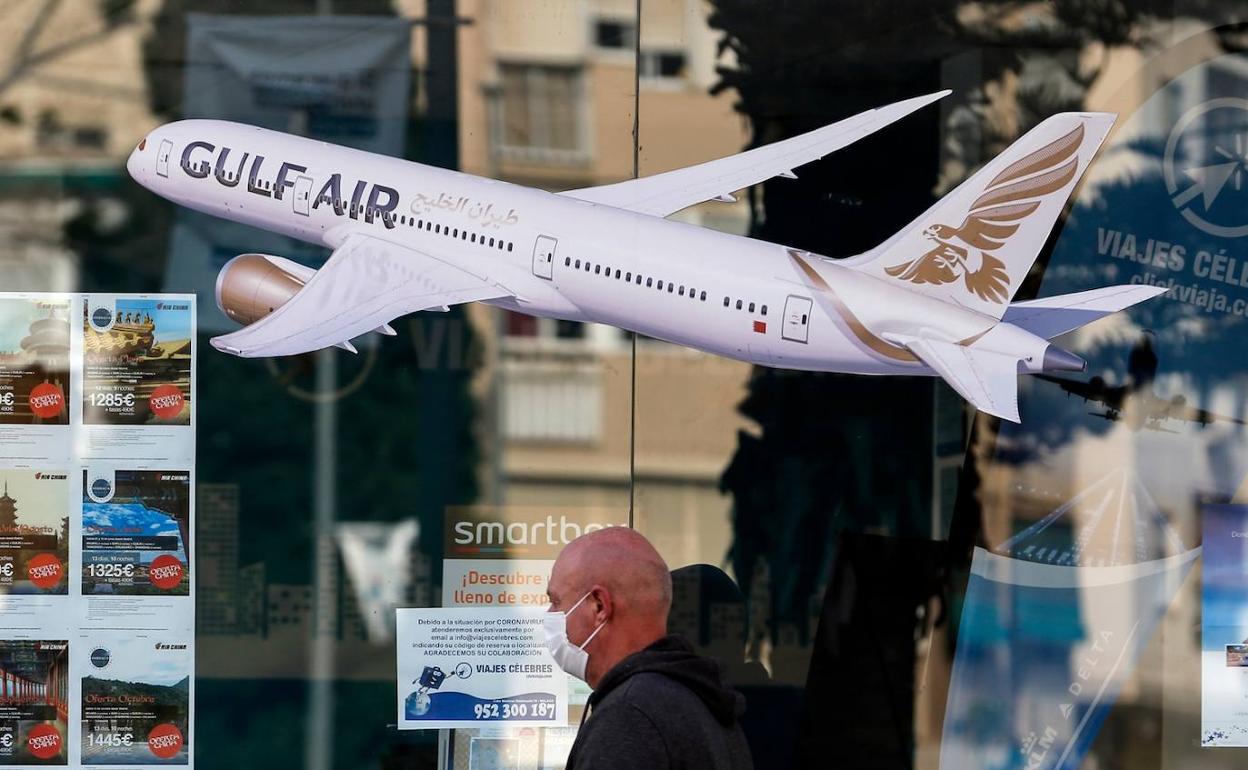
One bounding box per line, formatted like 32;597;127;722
214;253;316;326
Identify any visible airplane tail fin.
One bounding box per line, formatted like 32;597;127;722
847;112;1116;319
1002;284;1169;339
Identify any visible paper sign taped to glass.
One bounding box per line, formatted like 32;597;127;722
940;469;1198;769
396;608;568;730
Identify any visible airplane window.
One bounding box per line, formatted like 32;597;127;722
761;305;767;315
801;314;808;324
626;272;632;281
736;300;742;310
507;243;514;252
408;218;414;227
565;257;571;266
461;231;468;240
646;278;652;287
574;259;580;268
657;280;664;290
584;262;590;271
749;302;755;313
595;265;601;274
668;284;674;293
636;275;642;285
679;286;685;296
615;269;621;279
700;291;707;301
489;238;495;247
723;297;729;307
400;215;406;225
470;233;476;243
434;224;441;234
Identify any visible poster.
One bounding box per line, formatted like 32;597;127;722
0;293;196;767
0;639;68;765
0;470;69;596
1201;504;1248;747
396;608;568;730
82;470;191;597
0;296;71;461
77;634;191;765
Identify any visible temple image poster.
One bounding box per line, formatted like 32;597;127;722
0;297;70;427
81;297;192;427
0;639;69;766
82;470;190;597
0;469;69;596
1201;504;1248;747
78;634;191;766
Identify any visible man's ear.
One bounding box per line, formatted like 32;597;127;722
590;585;613;622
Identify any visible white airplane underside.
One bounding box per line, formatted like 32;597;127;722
127;91;1166;423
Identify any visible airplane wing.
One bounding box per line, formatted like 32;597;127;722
560;90;950;218
210;233;513;357
893;335;1022;423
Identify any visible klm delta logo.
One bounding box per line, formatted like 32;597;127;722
90;307;112;329
453;515;616;547
34;473;67;480
89;648;110;668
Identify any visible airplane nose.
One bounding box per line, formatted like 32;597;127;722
126;138;147;185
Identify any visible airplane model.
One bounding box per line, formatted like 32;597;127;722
1038;332;1246;431
126;90;1167;423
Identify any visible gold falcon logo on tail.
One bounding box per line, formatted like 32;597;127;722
884;123;1086;304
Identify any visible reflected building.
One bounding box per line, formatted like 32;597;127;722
456;0;755;579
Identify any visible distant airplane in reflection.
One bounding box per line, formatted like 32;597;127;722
1038;332;1246;431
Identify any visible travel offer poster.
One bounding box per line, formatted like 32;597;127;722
1202;504;1248;747
0;297;71;427
81;470;191;597
396;608;568;731
0;639;68;766
81;297;193;427
77;634;191;766
0;469;69;596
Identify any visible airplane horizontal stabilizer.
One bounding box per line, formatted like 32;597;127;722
896;335;1022;423
1002;284;1168;339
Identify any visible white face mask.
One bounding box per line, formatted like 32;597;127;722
542;590;606;682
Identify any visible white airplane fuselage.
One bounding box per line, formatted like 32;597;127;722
129;120;1048;377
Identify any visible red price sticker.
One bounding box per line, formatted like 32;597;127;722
28;382;64;419
149;384;184;420
148;554;184;590
147;723;183;759
27;724;61;759
26;553;63;589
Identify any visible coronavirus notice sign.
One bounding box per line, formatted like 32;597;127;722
395;608;568;730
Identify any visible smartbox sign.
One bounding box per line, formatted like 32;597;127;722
441;507;628;610
443;507;627;561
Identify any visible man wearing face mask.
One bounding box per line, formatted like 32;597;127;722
545;526;752;770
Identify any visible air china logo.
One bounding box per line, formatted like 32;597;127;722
34;473;67;480
154;643;188;650
159;475;189;482
156;303;189;311
885;123;1086;304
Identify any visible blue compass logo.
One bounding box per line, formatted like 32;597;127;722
1164;98;1248;238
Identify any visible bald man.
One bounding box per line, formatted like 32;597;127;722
545;527;752;770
